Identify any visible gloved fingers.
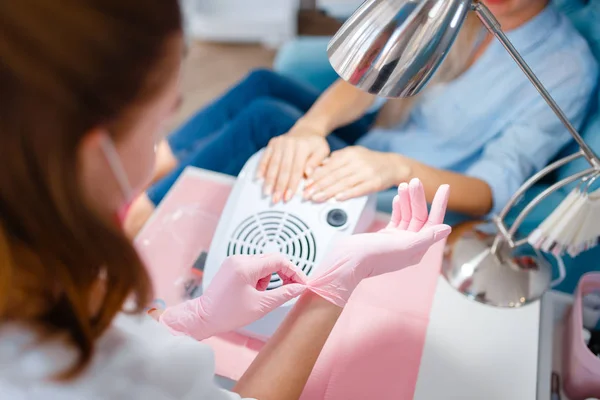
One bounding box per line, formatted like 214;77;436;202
277;261;309;285
386;195;401;229
158;299;212;340
407;178;428;232
410;224;452;250
268;282;307;300
259;283;308;310
255;268;303;291
387;224;452;271
425;184;450;227
252;253;308;286
256;273;272;291
397;182;412;230
434;224;452;241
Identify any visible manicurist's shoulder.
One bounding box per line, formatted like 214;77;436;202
0;315;245;399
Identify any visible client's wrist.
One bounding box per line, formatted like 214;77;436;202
290;117;330;138
388;153;415;186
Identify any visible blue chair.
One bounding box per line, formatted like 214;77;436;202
274;36;340;92
274;0;600;294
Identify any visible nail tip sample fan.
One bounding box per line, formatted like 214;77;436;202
529;177;600;259
528;176;600;288
203;150;377;340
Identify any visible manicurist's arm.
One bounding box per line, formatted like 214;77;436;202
233;292;342;400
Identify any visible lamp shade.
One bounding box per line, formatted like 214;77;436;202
327;0;472;97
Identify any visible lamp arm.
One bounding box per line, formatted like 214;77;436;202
472;1;600;167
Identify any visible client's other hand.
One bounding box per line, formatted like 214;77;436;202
159;254;307;341
303;146;409;202
308;178;451;307
256;120;330;204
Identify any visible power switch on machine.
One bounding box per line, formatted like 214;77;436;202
327;209;348;228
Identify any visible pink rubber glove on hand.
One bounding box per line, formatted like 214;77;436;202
159;254;307;340
308;178;451;307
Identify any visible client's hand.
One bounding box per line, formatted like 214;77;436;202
159;254;307;341
257;120;330;204
308;178;451;307
304;146;409;202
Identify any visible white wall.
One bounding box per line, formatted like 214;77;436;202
179;0;363;46
182;0;299;47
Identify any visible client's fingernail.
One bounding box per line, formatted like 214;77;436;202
312;192;325;202
305;168;313;177
263;185;272;196
303;188;314;199
272;192;281;203
335;192;347;201
284;189;293;202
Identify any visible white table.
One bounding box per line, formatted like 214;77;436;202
414;277;561;399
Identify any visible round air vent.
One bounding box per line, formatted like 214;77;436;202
226;211;317;289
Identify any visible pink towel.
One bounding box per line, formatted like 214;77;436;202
136;168;444;399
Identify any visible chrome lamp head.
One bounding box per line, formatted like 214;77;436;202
327;0;472;98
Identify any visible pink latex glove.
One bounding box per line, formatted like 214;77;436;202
159;254;307;340
308;178;451;307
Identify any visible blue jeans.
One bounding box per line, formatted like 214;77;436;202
147;69;375;205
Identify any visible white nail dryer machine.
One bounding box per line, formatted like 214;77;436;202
203;150;376;340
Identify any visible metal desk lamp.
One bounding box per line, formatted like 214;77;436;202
327;0;600;307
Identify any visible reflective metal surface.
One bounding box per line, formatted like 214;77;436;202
327;0;471;97
442;227;552;307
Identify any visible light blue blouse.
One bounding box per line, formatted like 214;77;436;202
357;5;599;216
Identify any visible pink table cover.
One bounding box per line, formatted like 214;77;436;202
136;168;445;399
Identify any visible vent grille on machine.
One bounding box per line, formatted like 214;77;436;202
226;211;317;289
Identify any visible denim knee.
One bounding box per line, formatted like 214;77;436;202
236;97;303;147
241;68;280;90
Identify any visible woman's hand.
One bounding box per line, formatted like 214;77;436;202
304;146;411;202
308;179;451;307
159;254;307;341
257;121;330;204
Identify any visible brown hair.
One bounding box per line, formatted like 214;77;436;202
375;14;485;127
0;0;181;377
